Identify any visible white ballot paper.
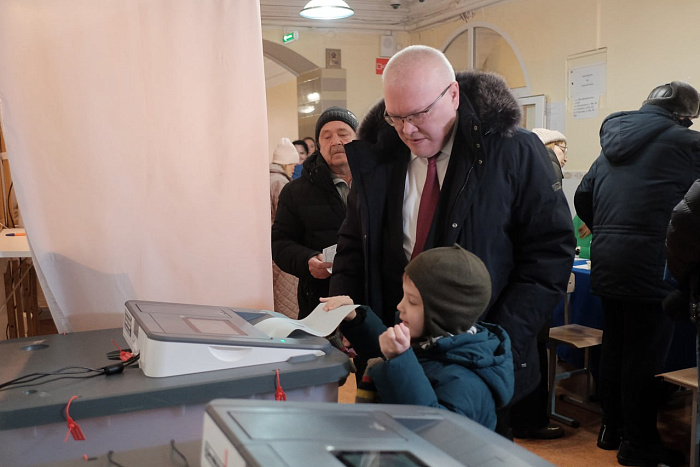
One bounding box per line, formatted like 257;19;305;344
254;303;359;338
323;244;337;273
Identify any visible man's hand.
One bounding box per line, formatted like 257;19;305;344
319;296;356;321
378;322;411;360
578;222;591;239
308;254;332;279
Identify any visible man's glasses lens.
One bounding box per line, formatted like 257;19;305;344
384;82;453;127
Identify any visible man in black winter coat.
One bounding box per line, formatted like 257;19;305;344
328;45;575;434
575;81;700;467
272;107;358;318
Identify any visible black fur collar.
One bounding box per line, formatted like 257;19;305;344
358;70;521;143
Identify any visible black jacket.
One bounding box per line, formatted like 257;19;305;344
271;152;346;318
575;105;700;301
330;71;575;402
666;179;700;300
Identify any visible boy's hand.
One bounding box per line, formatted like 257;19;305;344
379;322;411;360
319;296;356;321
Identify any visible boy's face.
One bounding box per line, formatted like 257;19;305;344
397;274;425;338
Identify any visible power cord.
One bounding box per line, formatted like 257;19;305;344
0;354;140;391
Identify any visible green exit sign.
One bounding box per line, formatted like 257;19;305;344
283;31;299;44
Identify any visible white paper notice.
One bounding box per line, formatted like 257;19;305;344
254;303;359;338
573;95;599;119
569;63;606;98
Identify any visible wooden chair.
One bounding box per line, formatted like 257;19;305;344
548;272;603;427
658;367;698;467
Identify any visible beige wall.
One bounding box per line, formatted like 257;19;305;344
265;0;700;172
266;79;298;161
415;0;700;171
263;29;411;149
263;29;397;118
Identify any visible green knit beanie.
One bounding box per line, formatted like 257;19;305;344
404;244;492;338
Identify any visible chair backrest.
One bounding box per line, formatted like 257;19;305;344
567;272;575;294
564;272;575;324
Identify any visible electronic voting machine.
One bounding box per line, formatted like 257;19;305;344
123;300;343;378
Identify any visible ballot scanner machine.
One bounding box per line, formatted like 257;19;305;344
122;300;332;377
0;302;350;466
201;399;554;467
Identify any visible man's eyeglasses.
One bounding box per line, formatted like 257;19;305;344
384;82;454;127
555;143;568;154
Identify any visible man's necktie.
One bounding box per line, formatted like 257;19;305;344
412;154;440;259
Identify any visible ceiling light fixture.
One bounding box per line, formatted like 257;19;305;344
300;0;355;20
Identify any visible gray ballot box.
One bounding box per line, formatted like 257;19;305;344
201;399;554;467
0;326;350;466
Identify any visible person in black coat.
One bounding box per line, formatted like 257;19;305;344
575;81;700;466
328;46;575;434
666;179;700;466
666;179;700;292
272;107;358;318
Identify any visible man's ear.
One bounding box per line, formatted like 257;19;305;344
451;81;460;110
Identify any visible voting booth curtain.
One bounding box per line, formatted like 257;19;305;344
0;0;273;332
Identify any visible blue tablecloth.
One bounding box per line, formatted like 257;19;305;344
551;258;697;373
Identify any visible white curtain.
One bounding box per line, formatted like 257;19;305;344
0;0;273;332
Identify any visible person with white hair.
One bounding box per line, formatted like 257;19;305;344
329;45;575;437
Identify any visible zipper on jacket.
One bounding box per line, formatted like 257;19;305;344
448;157;478;225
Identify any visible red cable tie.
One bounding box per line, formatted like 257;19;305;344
275;369;286;401
111;339;133;361
64;395;86;442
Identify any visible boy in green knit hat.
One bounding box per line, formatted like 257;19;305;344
322;244;514;430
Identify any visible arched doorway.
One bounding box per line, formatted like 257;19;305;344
262;39;349;141
442;23;544;129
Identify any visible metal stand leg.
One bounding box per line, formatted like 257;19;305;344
557;348;601;414
692;386;698;467
548;341;580;427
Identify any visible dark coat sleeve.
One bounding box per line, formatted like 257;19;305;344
574;157;600;227
666;179;700;287
271;183;318;282
339;306;384;359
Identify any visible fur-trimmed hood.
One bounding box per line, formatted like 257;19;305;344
359;70;522;143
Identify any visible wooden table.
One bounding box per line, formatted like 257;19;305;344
658;367;698;467
0;228;38;338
